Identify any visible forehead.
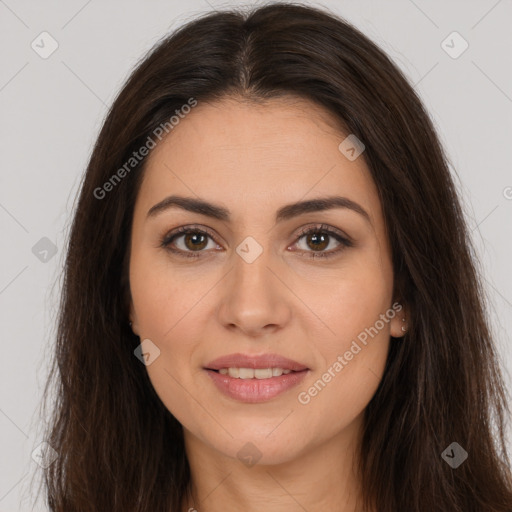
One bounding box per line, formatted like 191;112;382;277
149;96;349;174
137;96;383;232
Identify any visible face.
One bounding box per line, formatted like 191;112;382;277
128;96;405;465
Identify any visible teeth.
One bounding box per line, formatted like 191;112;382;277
218;367;293;378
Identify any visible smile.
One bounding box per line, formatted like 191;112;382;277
216;367;293;378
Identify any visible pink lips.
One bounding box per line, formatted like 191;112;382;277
205;353;309;372
204;353;310;403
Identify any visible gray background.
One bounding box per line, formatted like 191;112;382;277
1;0;511;510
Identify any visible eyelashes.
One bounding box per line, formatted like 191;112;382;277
159;223;354;260
160;225;220;258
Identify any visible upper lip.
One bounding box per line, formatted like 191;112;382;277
205;353;309;371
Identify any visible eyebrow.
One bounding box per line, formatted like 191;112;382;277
147;194;371;225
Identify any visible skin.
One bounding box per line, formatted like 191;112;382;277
128;96;407;512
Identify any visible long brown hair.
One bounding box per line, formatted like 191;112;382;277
38;3;512;511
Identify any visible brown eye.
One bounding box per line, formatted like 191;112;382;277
293;224;353;259
161;224;353;260
304;232;329;251
182;232;208;251
160;226;219;258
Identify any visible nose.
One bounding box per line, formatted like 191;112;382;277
216;245;292;338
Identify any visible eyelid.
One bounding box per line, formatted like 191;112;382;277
293;223;352;244
288;223;353;259
160;222;353;258
160;224;222;250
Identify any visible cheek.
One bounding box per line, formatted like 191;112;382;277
297;288;392;431
297;262;392;414
297;348;387;438
129;253;203;419
130;247;194;334
312;264;392;352
129;248;212;371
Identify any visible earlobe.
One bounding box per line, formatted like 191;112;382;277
128;299;139;335
391;303;408;338
400;316;408;335
129;319;140;336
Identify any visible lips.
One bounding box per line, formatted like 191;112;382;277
205;367;309;403
203;353;310;403
205;352;309;372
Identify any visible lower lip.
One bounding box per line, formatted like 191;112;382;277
205;369;309;403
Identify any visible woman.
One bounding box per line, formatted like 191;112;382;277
39;3;512;511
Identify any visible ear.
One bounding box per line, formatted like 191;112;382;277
129;297;140;336
390;302;408;338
